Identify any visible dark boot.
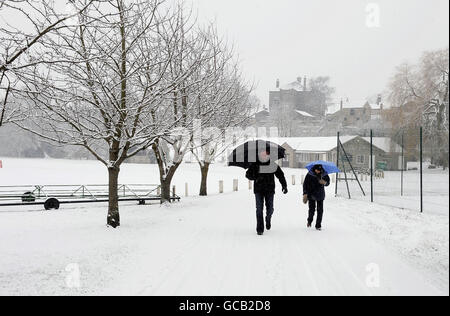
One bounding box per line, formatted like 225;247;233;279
266;216;272;230
255;193;265;235
265;194;274;231
308;199;316;228
315;200;324;230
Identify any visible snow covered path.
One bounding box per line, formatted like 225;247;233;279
99;190;444;296
0;159;447;296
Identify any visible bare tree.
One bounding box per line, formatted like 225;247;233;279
182;25;253;196
386;48;449;168
149;9;237;202
309;76;335;115
0;0;94;127
420;49;449;168
191;75;254;196
13;0;186;227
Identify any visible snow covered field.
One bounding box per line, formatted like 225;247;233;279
337;169;449;215
0;158;448;296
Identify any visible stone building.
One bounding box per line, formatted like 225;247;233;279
278;136;402;171
326;99;384;127
269;77;327;118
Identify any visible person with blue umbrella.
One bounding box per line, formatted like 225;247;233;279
302;161;339;231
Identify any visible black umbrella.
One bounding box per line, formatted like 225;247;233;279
228;139;286;169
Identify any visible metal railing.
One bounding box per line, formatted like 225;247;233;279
0;184;180;209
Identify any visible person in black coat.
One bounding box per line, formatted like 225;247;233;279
302;164;330;230
246;150;288;235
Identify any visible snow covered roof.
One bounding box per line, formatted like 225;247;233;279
280;81;304;91
327;101;383;115
295;110;315;118
254;109;269;117
362;137;403;153
266;136;401;153
266;136;357;152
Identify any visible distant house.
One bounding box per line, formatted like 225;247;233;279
294;110;317;122
327;99;384;127
126;149;157;164
253;108;271;127
277;136;402;171
269;78;327;118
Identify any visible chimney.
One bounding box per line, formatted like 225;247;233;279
377;94;382;105
303;77;307;91
276;79;280;89
340;99;343;111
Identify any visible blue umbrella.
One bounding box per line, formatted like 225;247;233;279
305;160;340;174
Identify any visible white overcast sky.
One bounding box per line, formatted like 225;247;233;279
193;0;449;107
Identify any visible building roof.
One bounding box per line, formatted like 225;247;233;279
266;136;401;154
327;101;383;115
270;136;357;152
279;81;305;92
295;110;315;118
255;109;269;116
362;137;402;153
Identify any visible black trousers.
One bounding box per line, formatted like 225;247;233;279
308;199;324;229
255;192;274;233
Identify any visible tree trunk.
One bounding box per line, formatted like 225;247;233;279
199;162;210;196
152;141;182;204
160;175;173;204
107;166;120;228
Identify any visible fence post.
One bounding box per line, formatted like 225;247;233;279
185;183;188;197
420;127;423;213
370;130;374;203
335;131;340;196
172;185;176;198
233;179;239;192
292;175;296;185
401;133;404;196
219;180;224;194
248;180;252;190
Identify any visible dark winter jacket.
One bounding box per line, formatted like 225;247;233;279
303;170;330;201
246;162;287;194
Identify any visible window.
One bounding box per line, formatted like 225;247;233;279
296;153;309;163
357;155;365;164
350;109;355;115
372;115;381;120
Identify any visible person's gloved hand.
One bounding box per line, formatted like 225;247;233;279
303;194;308;204
282;187;288;194
319;179;327;185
